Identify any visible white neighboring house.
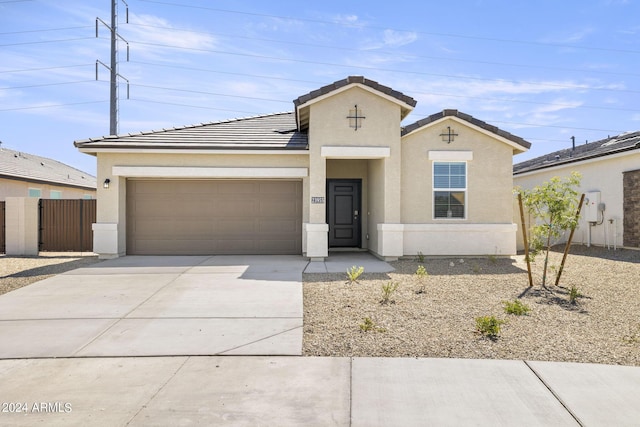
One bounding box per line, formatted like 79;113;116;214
513;131;640;250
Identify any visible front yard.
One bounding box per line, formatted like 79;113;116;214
303;246;640;366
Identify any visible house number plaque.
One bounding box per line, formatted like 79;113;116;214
311;197;325;204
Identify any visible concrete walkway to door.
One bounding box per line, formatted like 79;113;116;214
0;255;308;358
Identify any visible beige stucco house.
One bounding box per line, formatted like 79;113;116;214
514;131;640;249
75;76;530;260
0;147;96;201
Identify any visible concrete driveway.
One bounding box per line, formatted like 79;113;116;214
0;255;308;358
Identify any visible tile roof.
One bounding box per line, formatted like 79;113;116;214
74;112;307;151
293;76;417;109
401;109;531;151
513;131;640;175
0;147;96;190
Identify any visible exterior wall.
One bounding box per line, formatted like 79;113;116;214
5;197;39;255
400;118;518;256
0;177;95;201
513;151;640;249
94;152;310;258
306;86;404;259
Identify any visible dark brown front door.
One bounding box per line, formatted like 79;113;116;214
327;179;361;247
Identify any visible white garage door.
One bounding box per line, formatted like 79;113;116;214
126;180;302;255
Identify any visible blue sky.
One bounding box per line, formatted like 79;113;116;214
2;0;640;176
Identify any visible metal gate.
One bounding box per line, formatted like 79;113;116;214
0;201;5;254
39;199;96;252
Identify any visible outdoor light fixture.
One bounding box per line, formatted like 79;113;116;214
103;178;111;189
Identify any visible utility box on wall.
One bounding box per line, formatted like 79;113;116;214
585;191;601;223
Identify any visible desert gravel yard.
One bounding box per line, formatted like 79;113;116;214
0;254;100;296
303;246;640;366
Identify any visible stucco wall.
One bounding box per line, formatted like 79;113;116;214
0;177;95;201
401;118;516;224
513;151;640;249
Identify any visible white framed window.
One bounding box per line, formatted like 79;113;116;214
50;190;62;199
28;188;41;198
433;161;466;219
82;194;93;200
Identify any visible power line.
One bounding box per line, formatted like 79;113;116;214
128;61;640;114
128;39;640;95
0;26;93;35
126;23;640;79
0;80;97;90
0;100;108;112
0;37;94;47
0;64;94;74
137;0;640;55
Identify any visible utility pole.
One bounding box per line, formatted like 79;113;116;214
96;0;130;135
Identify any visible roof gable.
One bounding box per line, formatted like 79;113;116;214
513;131;640;174
294;76;416;130
75;112;308;152
401;109;531;154
0;147;96;190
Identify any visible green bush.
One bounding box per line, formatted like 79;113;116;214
475;315;505;339
569;286;582;304
346;265;364;284
415;265;428;294
380;282;399;305
502;299;531;316
359;317;386;332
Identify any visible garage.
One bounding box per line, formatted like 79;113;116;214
126;180;302;255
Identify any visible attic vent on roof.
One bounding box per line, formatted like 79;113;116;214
273;128;296;134
555;155;560;160
40;162;45;166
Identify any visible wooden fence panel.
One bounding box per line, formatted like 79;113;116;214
39;199;96;252
0;201;5;254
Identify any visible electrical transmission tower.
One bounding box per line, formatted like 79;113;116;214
96;0;130;136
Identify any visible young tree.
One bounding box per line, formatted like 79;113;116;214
518;172;582;286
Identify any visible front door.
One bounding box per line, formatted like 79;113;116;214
327;179;361;247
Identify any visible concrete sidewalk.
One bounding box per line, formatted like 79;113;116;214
0;255;308;358
1;356;638;426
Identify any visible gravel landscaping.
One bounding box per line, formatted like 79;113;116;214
303;245;640;366
0;254;100;296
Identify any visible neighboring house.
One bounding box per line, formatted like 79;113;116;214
0;147;96;201
513;131;640;249
75;76;530;260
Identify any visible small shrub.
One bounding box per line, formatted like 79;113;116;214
380;282;399;305
346;265;364;284
415;265;428;294
475;315;505;339
503;299;531;316
472;264;482;274
487;254;497;264
416;251;425;263
359;317;386;332
568;286;582;304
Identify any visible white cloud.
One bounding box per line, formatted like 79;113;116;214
124;13;217;57
382;30;418;47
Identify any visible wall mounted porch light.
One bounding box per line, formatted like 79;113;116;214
103;178;111;189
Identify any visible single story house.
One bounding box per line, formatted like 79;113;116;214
75;76;530;260
513;131;640;249
0;147;96;201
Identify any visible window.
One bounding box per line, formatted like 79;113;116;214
50;190;62;199
28;188;41;198
82;194;93;200
433;162;466;219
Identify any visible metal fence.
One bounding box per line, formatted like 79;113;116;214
39;199;96;252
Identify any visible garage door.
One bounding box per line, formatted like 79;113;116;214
126;180;302;255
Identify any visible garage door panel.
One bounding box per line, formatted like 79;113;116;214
127;180;302;255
